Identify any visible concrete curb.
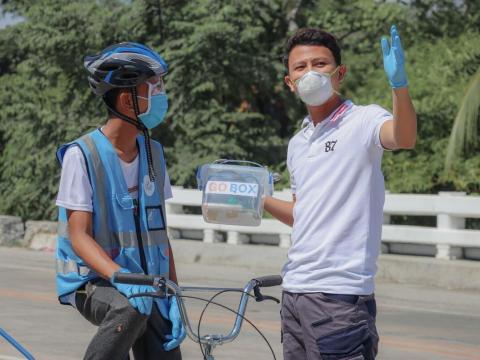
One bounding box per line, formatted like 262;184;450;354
171;239;287;270
376;254;480;291
170;239;480;292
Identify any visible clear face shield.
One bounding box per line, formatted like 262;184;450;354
137;75;166;114
148;75;166;96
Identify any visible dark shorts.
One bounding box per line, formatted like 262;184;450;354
281;291;378;360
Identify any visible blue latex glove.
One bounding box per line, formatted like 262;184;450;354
381;25;408;88
163;297;186;351
110;268;154;316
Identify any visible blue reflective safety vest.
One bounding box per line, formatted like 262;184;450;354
55;129;170;307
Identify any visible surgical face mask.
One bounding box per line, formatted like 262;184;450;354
137;78;168;129
294;67;339;106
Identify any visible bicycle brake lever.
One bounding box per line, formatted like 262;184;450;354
144;282;167;298
261;295;280;304
253;286;280;304
129;290;167;299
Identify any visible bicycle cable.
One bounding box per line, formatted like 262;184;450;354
179;290;277;360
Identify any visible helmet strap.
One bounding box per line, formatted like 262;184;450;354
130;87;156;183
102;95;142;130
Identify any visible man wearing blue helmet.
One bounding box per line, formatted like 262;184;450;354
55;42;185;359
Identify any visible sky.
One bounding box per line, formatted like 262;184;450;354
0;5;24;29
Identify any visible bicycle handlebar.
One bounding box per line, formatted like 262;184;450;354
113;273;159;286
113;273;282;289
112;272;282;347
252;275;282;288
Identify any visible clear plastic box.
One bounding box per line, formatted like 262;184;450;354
196;160;274;226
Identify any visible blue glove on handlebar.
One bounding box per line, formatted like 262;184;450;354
381;25;408;88
110;268;154;316
163;297;186;351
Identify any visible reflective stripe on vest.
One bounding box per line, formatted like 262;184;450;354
56;258;91;276
57;222;168;248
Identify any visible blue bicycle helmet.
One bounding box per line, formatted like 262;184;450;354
84;42;168;96
84;42;169;183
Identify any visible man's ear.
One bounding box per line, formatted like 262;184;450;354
338;64;347;83
284;75;296;93
118;91;134;111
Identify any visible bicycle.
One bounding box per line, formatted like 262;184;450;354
0;327;35;360
113;272;283;360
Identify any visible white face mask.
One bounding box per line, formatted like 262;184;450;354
294;67;339;106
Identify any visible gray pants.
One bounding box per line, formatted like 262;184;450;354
281;291;378;360
75;279;182;360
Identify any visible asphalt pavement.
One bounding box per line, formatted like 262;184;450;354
1;246;480;360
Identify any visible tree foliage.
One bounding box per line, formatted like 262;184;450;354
445;67;480;174
0;0;479;220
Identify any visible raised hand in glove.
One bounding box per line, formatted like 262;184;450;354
381;25;408;88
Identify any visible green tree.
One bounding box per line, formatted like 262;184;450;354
0;0;169;219
1;0;479;221
445;67;480;173
156;0;289;185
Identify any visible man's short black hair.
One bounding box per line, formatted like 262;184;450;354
283;28;341;70
104;88;120;117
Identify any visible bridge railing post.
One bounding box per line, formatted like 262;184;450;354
166;202;184;239
382;190;391;254
436;192;466;260
227;231;249;245
203;228;223;243
279;233;291;248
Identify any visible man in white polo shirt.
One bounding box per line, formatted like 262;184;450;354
264;26;417;359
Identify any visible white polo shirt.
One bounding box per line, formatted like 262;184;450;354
282;100;392;295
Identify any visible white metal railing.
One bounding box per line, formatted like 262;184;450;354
166;187;480;260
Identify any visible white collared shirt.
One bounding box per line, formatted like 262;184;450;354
282;100;392;295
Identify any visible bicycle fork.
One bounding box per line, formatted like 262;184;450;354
203;344;215;360
201;338;215;360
